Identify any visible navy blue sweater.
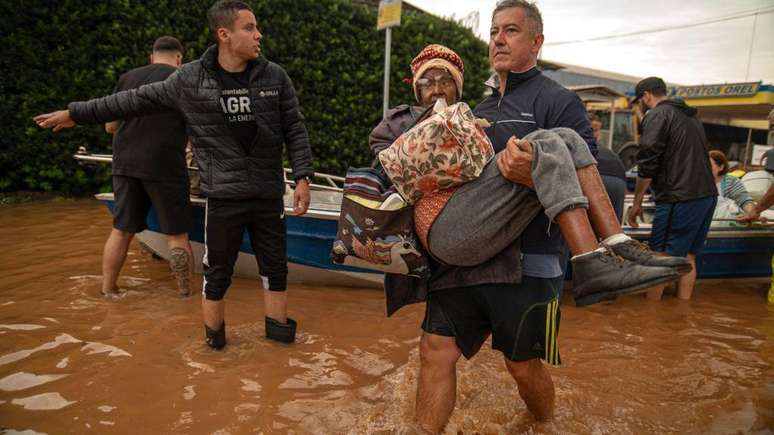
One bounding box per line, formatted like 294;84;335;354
474;67;597;268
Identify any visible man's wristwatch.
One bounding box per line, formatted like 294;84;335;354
295;176;311;185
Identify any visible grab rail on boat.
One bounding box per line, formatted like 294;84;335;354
74;149;345;193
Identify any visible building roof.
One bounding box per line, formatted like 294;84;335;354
539;59;646;84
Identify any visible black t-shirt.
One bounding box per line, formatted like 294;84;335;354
112;63;187;182
596;146;627;180
216;63;257;149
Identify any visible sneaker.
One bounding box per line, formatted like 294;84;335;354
205;322;226;350
607;239;692;273
572;248;680;307
266;317;297;344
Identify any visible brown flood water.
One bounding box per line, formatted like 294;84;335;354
0;199;773;434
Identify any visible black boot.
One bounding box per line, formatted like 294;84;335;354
265;317;297;344
607;239;692;273
204;321;226;350
573;248;680;307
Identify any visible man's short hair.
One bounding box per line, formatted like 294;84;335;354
152;36;183;54
588;113;601;124
492;0;543;35
633;76;667;102
207;0;253;42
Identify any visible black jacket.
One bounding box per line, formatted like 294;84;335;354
637;99;716;203
69;45;314;200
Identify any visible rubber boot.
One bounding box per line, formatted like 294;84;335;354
265;317;297;344
204;321;226;350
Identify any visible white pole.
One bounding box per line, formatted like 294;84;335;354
608;105;616;149
383;27;392;119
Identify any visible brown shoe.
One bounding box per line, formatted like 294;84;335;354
607;239;692;274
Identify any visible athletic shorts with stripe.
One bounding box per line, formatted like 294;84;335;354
422;276;562;364
202;197;288;301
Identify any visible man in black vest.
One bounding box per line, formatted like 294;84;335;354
34;0;314;348
102;36;193;298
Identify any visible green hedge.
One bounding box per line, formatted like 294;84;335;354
1;0;489;194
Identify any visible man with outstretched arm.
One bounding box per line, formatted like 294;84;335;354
34;0;314;348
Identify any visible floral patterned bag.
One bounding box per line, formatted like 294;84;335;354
378;102;494;204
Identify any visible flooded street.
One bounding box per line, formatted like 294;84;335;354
1;199;773;434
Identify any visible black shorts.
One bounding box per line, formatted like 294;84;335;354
422;276;562;364
202;197;288;300
112;175;191;235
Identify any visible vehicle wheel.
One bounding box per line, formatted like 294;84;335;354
617;143;640;171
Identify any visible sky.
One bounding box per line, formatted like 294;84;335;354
407;0;774;85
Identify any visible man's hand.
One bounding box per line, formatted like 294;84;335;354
627;202;644;228
33;110;75;132
736;208;762;223
293;178;311;216
497;136;534;189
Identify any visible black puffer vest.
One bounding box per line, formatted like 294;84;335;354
70;45;314;199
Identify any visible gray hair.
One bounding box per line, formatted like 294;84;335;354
207;0;253;42
492;0;543;35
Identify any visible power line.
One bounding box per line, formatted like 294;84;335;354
544;6;774;46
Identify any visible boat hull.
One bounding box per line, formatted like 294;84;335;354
95;194;773;285
97;193;383;288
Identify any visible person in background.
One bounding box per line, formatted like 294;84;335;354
628;76;718;301
589;113;627;221
708;150;758;221
737;148;774;303
102;36;194;298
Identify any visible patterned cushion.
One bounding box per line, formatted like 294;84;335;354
378;102;494;204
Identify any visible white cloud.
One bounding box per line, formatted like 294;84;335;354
407;0;774;84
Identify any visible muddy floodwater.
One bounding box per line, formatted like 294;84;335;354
1;199;773;434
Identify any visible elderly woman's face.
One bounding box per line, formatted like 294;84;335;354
416;68;458;107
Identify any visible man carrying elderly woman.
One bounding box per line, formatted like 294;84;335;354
371;43;688;310
368;4;689;426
